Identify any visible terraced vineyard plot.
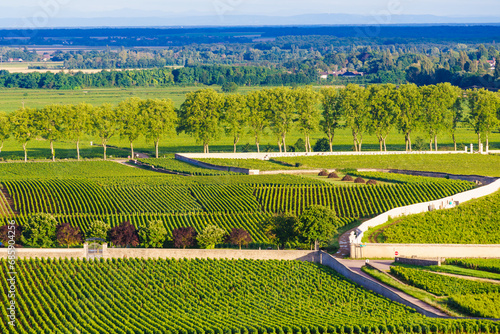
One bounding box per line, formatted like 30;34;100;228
373;190;500;244
254;182;474;216
139;157;236;176
190;185;261;213
390;266;500;318
4;180;202;215
2;258;499;333
447;259;500;274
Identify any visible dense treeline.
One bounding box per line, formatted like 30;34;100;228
2;84;499;159
0;65;316;89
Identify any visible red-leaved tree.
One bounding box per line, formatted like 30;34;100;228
226;228;253;250
0;223;23;247
109;221;139;247
172;227;197;249
56;223;82;248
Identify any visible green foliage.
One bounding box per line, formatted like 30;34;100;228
313;138;330;152
296;205;340;248
375;190;500;244
22;213;58;247
264;213;298;248
390;266;500;296
450;293;500;318
197;224;226;249
221;81;238;93
446;258;500;274
4;258;498;333
85;220;110;240
138;220;167;248
139;157;236;176
292;138;306;152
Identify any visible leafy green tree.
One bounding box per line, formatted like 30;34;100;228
22;213;58;247
467;88;500;150
246;90;268;153
222;94;247;153
221;81;238;93
10;107;35;162
35;104;66;161
295;86;320;152
450;86;465;151
367;84;400;151
265;87;296;153
397;84;422;151
339;84;369;151
117;97;143;159
66;103;93;161
140;99;177;158
197;224;226;249
420;83;457;151
138;220;167;248
178;89;224;153
319;88;343;152
495;56;500;79
264;213;298;249
85;220;110;240
0;111;10;154
296;205;339;250
92;103;117;160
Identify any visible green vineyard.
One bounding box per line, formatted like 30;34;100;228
446;259;500;274
253;182;474;215
0;161;476;243
1;258;499;334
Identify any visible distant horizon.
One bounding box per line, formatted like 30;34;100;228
2;12;500;29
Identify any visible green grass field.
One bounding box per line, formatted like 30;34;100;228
0;86;499;161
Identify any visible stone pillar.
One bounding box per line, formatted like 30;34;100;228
102;243;108;259
83;243;88;259
350;243;356;259
470;143;473;153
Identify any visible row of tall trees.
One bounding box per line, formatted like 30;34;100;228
3;98;177;161
178;84;500;153
2;84;499;160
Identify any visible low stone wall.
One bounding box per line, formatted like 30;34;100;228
0;247;318;262
175;154;258;175
105;248;318;261
353;243;500;259
395;256;442;266
0;248;86;259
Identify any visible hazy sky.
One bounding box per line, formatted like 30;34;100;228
2;0;500;17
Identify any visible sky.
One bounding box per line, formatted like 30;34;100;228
1;0;500;18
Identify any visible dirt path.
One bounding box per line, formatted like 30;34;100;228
339;259;450;317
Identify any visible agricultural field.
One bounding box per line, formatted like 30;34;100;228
1;258;499;333
210;154;500;177
0;160;475;245
364;189;500;244
139;157;237;176
390;265;500;318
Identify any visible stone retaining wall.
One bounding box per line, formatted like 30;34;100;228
395;256;442;266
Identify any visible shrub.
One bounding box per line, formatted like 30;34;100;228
354;177;366;184
241;143;251;152
293;138;306;152
221;81;238;93
226;228;253;249
327;172;339;178
313;138;330;152
138;220;167;248
341;175;353;181
295;162;303;168
109;221;139;247
172;227;197;249
56;223;82;248
366;179;377;185
197;225;226;249
85;220;110;240
22;213;58;248
318;169;329;176
413;137;425;151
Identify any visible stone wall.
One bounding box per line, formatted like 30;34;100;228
105;248;318;261
0;248;86;259
353;243;500;259
395;256;442;266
